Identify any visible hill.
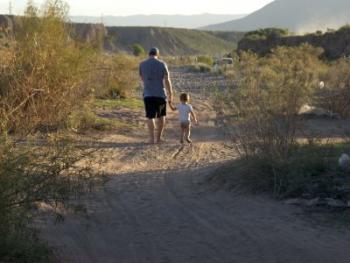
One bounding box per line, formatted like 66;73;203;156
0;15;239;56
202;0;350;33
104;26;238;55
71;14;246;29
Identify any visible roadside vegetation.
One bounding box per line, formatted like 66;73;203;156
316;58;350;118
166;55;215;73
243;28;289;41
94;98;143;110
0;0;140;261
217;44;350;203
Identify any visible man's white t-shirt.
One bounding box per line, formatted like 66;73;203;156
178;103;193;123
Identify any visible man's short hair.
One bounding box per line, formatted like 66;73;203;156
149;47;159;56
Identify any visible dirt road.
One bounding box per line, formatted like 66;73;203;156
41;69;350;263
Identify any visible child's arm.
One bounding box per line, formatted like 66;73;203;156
190;110;198;125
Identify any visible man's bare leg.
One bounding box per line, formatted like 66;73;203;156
156;116;166;143
147;119;155;144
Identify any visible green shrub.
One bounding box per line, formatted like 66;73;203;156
244;28;289;41
197;55;213;66
132;43;145;57
337;24;350;33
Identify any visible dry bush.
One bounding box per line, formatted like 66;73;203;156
164;56;198;67
316;59;350;118
228;45;325;158
186;63;212;73
0;0;94;134
0;135;100;261
197;55;213;66
92;53;139;99
221;45;326;196
0;1;104;261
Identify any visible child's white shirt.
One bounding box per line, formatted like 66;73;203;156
178;103;193;122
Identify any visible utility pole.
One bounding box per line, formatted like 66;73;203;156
9;1;13;15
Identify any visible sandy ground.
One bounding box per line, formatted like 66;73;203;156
40;69;350;263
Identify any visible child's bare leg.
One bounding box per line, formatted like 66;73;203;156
180;125;185;143
185;124;192;143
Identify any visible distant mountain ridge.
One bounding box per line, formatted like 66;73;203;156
203;0;350;33
0;15;242;56
70;14;246;29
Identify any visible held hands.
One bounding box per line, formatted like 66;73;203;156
169;101;177;111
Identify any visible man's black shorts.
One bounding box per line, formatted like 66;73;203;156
144;97;167;119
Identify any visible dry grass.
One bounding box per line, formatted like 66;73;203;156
92;54;140;99
316;58;350;118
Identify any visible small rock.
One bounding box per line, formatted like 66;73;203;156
302;193;313;199
325;198;346;208
304;198;321;207
284;198;302;205
338;154;350;170
319;81;325;89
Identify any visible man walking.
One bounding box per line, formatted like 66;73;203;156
139;47;174;144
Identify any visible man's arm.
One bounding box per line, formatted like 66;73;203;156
164;75;173;103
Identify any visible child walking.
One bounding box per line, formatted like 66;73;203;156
170;93;198;144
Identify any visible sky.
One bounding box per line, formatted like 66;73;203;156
0;0;275;16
